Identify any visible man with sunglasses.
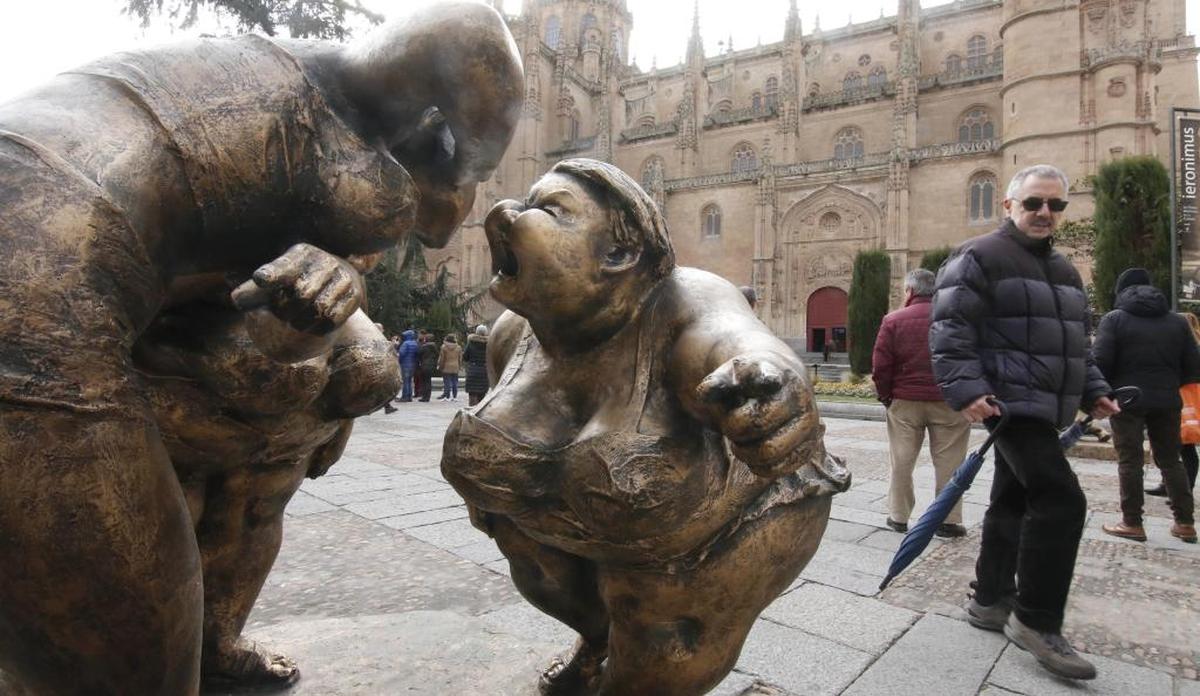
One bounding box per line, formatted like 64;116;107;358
930;164;1119;681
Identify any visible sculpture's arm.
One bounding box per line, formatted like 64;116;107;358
666;270;820;477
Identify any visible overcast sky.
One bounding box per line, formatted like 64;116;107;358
0;0;1197;102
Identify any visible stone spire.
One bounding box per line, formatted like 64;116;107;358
785;0;802;42
686;0;704;66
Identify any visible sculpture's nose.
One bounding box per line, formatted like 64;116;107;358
485;200;522;237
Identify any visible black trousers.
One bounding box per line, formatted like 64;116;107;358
973;416;1087;633
1111;409;1195;525
1182;445;1199;490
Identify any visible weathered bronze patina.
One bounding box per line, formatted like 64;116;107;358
0;3;522;694
441;159;849;696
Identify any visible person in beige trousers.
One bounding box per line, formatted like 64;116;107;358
872;269;972;537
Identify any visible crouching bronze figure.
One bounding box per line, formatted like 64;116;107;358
441;159;849;696
0;2;522;694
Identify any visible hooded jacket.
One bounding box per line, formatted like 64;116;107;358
398;330;419;370
438;336;463;374
930;219;1111;427
871;294;943;403
1092;280;1200;412
463;333;489;395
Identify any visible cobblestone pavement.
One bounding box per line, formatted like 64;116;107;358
226;400;1200;696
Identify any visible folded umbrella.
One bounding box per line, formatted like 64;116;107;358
1058;386;1140;450
879;400;1008;591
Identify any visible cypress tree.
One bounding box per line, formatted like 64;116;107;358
919;246;954;275
1091;156;1172;312
848;249;892;375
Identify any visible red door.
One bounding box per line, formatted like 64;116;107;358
807;286;849;352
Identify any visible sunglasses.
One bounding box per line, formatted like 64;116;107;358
1019;197;1069;213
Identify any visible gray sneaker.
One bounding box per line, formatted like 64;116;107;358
964;597;1010;632
1003;613;1097;680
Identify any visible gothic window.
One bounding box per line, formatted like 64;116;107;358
992;44;1004;68
567;109;581;141
752;92;762;109
613;29;624;61
731;143;758;173
968;172;997;222
765;76;779;109
820;212;842;233
945;53;962;73
580;13;598;39
957;108;994;143
545;16;561;48
843;71;863;92
833;127;864;160
868;66;887;88
967;35;988;69
702;204;722;239
641;156;665;190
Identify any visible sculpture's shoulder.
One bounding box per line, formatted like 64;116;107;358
653;267;754;326
486;310;529;382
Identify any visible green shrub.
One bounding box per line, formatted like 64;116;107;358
1092;156;1171;312
848;250;892;375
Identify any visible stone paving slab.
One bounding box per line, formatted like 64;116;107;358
761;583;919;655
734;618;874;696
841;613;1008;696
986;643;1174;696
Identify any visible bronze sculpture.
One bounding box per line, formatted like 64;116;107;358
0;2;522;693
441;159;849;696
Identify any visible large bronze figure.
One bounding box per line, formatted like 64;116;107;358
0;2;522;693
441;159;849;696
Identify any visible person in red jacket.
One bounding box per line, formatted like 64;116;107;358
872;268;972;537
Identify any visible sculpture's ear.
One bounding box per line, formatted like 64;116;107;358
601;239;641;275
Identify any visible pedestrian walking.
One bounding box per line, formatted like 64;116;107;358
417;332;439;402
464;324;490;406
397;329;419;402
930;164;1119;680
1092;268;1198;543
872;269;972;538
438;334;463;401
1148;311;1200;496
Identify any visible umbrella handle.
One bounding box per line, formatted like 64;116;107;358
975;398;1009;457
1076;386;1141;429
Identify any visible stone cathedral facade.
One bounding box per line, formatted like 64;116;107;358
428;0;1199;351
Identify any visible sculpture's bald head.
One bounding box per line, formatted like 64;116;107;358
336;2;523;247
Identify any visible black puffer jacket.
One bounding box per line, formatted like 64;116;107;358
930;220;1111;427
1092;286;1200;412
463;334;489;395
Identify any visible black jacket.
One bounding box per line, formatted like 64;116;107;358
1092;286;1200;412
419;341;439;372
930;220;1111;427
463;334;489;395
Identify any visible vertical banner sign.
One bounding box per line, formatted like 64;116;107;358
1178;116;1200;303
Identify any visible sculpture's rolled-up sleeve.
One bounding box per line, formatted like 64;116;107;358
929;251;992;411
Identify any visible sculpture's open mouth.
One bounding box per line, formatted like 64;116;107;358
490;235;520;279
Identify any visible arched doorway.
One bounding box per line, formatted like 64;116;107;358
807;286;848;353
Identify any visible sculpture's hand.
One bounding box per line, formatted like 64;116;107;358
232;243;363;335
696;352;816;473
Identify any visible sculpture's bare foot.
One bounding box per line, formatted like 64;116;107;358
202;639;299;692
537;639;605;695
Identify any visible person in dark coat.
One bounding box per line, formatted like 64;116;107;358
872;269;971;537
930;164;1118;681
418;333;439;402
1092;268;1198;543
1150;311;1200;496
397;329;419;402
464;324;490;406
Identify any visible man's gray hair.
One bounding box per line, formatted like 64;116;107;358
1005;164;1070;200
905;269;936;297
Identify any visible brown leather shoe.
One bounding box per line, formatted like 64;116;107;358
1171;523;1198;543
1102;521;1147;541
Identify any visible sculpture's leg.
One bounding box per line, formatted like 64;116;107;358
0;409;203;696
196;461;309;690
488;515;609;694
595;497;832;696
